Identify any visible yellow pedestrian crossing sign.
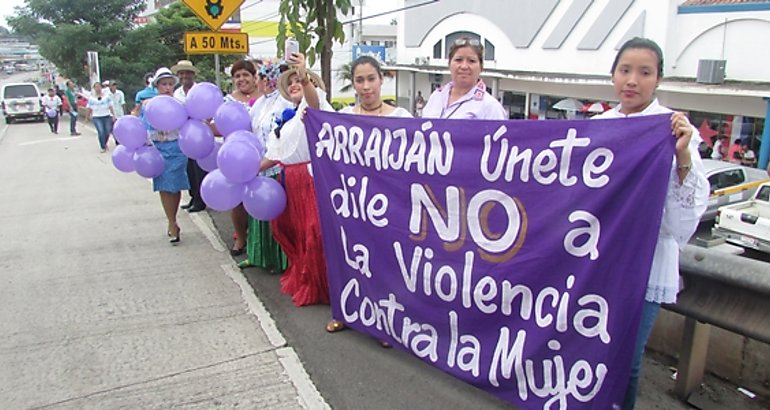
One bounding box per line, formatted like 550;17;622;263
182;0;244;31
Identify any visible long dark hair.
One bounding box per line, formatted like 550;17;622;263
611;37;664;78
351;55;383;79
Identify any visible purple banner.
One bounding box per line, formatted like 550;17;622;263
305;110;674;409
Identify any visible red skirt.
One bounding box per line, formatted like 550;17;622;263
271;163;330;306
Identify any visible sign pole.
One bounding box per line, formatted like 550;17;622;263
215;53;221;87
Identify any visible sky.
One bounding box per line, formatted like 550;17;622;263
1;0;26;30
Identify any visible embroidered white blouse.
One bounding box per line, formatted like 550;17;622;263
594;99;709;303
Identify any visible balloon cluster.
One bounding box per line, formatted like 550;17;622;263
111;82;286;221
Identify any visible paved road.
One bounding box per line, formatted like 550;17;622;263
0;118;324;408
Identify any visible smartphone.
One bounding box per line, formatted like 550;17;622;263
285;39;299;62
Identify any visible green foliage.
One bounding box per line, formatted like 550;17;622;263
8;0;243;107
277;0;352;100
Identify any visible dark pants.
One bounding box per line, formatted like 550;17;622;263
69;111;78;134
187;159;208;207
47;114;59;133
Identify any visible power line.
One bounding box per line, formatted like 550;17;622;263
340;0;439;25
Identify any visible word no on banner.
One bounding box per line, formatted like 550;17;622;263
184;32;249;54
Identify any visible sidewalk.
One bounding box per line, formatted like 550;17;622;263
0;121;324;408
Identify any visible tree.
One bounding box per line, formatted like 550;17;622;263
277;0;352;101
8;0;145;85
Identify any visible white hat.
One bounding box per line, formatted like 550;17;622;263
152;67;178;86
102;80;110;86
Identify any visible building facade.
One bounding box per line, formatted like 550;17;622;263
393;0;770;167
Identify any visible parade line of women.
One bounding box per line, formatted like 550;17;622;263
132;37;707;410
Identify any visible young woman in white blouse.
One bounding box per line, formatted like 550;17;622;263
594;37;709;410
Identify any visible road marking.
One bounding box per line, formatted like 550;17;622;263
277;347;331;410
189;211;226;252
18;136;82;146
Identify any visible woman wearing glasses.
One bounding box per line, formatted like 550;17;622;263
86;82;116;152
422;38;506;120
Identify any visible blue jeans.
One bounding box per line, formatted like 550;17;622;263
623;301;661;410
92;116;112;149
69;111;78;134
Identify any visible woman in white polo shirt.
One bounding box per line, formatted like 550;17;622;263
86;82;115;152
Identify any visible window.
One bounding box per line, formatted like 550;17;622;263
756;186;770;202
484;39;495;61
433;40;442;59
708;169;745;192
4;85;38;99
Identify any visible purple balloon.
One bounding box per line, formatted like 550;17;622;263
133;145;165;178
185;82;224;120
179;119;215;159
217;140;262;183
113;116;147;150
225;130;264;153
243;177;287;221
145;95;187;132
214;101;251;136
197;140;222;172
200;169;245;212
111;145;136;173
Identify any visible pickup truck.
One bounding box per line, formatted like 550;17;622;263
703;159;770;221
712;183;770;253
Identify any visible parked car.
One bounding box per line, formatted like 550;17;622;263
1;82;45;124
703;159;770;221
712;182;770;253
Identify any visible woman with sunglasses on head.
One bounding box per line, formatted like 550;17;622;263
325;55;411;336
237;61;293;272
86;81;116;152
259;52;335;307
221;60;263;256
593;37;709;409
422;37;506;120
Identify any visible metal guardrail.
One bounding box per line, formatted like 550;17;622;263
664;244;770;399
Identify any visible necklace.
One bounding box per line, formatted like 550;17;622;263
358;103;383;115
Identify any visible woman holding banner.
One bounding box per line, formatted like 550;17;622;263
594;37;709;410
238;61;293;272
326;55;412;335
259;52;335;307
421;37;506;120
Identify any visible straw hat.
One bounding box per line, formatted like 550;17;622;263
277;68;325;102
171;60;199;74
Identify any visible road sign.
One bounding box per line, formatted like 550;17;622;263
184;32;249;54
182;0;244;31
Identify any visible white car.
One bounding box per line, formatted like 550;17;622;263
703;159;770;221
1;82;45;124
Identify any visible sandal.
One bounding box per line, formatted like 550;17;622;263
237;260;253;269
325;319;346;333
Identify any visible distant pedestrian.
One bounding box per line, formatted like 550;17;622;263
414;90;425;117
171;60;207;213
132;72;157;115
107;81;126;118
711;134;728;160
41;88;62;134
64;80;81;136
86;82;115;153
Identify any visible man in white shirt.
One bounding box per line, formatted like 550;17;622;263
171;60;207;212
107;81;126;118
41;88;62;134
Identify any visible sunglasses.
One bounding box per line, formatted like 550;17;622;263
453;38;481;47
